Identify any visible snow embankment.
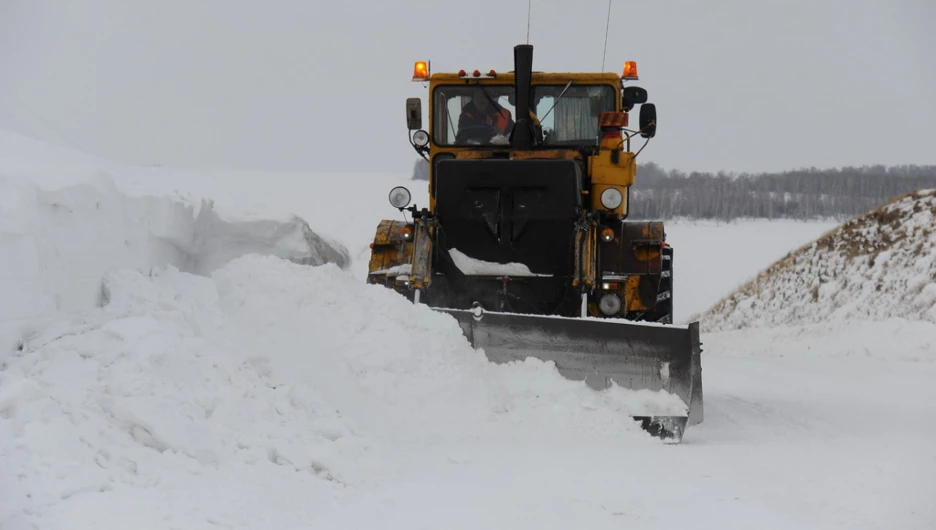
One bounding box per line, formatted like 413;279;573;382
0;131;350;354
693;189;936;361
700;189;936;328
0;255;681;528
0;175;349;353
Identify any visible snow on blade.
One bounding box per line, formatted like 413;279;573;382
449;248;551;277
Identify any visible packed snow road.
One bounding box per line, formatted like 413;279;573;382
299;356;936;530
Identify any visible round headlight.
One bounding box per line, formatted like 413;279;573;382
600;187;624;210
412;130;429;148
598;293;622;316
388;186;412;209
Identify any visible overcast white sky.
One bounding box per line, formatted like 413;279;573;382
1;0;934;175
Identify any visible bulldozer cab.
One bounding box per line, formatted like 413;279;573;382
406;62;652;216
372;46;703;443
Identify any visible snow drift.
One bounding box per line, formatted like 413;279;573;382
700;189;936;331
0;175;349;354
0;255;683;527
0;131;350;354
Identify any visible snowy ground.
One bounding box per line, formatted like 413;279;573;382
2;132;934;529
4;255;932;530
309;354;936;530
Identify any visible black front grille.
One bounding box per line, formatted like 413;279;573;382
434;158;583;275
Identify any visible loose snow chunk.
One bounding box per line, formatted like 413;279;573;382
449;248;550;277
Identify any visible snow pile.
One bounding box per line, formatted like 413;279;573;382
186;201;349;274
0;255;684;527
0;263;355;528
113;166;417;281
0;170;349;355
700;189;936;331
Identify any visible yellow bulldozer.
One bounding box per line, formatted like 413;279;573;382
367;44;703;442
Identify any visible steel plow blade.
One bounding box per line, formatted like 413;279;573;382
437;308;704;442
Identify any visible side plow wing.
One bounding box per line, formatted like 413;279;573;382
438;308;704;442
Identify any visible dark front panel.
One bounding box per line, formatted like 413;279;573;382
434;159;583;275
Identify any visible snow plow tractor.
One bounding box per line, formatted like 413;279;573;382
367;45;703;442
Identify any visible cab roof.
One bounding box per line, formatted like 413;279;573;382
428;72;624;85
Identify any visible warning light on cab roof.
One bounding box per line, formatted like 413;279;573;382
622;61;638;80
412;61;429;82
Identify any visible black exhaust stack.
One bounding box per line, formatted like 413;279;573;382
512;44;534;149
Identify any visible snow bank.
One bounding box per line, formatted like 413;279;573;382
700;189;936;331
0;262;352;528
0;172;349;354
113;167;416;282
0;255;682;527
188;200;349;275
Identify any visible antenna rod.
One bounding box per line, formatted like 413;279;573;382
526;0;532;44
601;0;612;71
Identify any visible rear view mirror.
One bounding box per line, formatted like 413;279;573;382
639;103;657;138
621;86;648;112
406;98;422;130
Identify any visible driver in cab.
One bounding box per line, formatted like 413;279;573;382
457;89;513;142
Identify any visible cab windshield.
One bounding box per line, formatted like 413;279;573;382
431;83;616;147
534;84;616;146
432;85;516;146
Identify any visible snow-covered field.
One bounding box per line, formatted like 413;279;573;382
2;132;934;529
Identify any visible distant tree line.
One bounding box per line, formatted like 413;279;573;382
412;157;936;221
629;162;936;221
